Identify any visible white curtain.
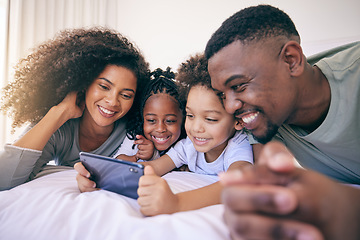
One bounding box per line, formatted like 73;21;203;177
1;0;123;146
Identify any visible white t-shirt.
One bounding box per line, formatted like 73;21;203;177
166;131;253;175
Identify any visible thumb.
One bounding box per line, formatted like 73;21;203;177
259;141;296;173
144;165;156;175
136;135;145;140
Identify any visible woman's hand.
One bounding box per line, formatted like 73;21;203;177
74;162;99;192
134;135;156;161
13;91;85;150
137;166;179;216
56;91;85;120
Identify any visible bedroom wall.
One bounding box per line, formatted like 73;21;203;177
1;0;360;146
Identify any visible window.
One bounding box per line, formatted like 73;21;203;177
0;0;8;146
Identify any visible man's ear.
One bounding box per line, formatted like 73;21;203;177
280;41;304;77
235;120;244;130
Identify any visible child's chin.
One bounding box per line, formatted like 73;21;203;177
155;144;171;152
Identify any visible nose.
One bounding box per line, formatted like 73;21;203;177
191;118;204;133
155;121;166;133
105;92;119;106
224;92;243;114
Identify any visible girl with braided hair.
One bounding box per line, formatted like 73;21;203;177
0;27;150;190
114;67;186;162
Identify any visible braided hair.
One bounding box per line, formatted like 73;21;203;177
126;67;186;141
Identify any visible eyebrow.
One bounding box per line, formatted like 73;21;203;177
145;113;178;117
186;107;222;115
98;77;135;93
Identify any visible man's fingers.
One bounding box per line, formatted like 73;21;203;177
222;185;298;215
225;210;324;240
259;142;297;173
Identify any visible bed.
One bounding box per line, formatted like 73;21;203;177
0;170;230;240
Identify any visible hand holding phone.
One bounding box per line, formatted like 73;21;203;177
79;152;144;199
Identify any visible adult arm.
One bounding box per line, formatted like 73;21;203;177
0;92;84;190
220;141;360;240
13;92;83;150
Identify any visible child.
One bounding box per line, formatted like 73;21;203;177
136;54;253;216
114;68;186;162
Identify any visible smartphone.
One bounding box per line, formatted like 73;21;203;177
79;152;144;199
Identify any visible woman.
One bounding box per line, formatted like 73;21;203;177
0;27;150;190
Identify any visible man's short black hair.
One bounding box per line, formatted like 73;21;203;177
205;4;299;59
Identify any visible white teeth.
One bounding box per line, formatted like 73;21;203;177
153;136;170;142
99;106;115;115
155;137;166;141
242;112;259;124
195;137;207;141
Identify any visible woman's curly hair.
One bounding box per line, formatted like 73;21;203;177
175;53;211;99
0;27;150;129
127;67;187;142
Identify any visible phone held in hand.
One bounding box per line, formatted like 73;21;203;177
79;152;144;199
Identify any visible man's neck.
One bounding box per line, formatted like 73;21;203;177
288;64;331;133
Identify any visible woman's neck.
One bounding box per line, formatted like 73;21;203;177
78;113;114;152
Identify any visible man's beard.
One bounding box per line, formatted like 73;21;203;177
251;121;279;144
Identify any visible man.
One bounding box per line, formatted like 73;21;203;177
205;4;360;240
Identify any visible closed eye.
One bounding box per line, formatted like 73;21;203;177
205;118;218;122
186;114;194;119
231;83;247;92
145;119;156;124
99;84;110;90
166;119;177;124
120;93;132;99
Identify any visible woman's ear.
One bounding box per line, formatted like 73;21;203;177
280;41;304;77
234;120;244;131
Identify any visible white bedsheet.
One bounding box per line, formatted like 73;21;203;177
0;170;230;240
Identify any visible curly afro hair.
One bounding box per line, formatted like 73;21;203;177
1;27;150;129
127;67;186;142
205;4;300;59
175;53;211;99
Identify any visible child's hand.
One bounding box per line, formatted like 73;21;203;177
74;162;99;192
137;166;179;216
134;135;155;161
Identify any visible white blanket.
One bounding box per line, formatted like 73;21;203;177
0;170;230;240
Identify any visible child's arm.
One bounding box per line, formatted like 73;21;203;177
137;161;252;216
252;143;264;164
116;154;138;162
